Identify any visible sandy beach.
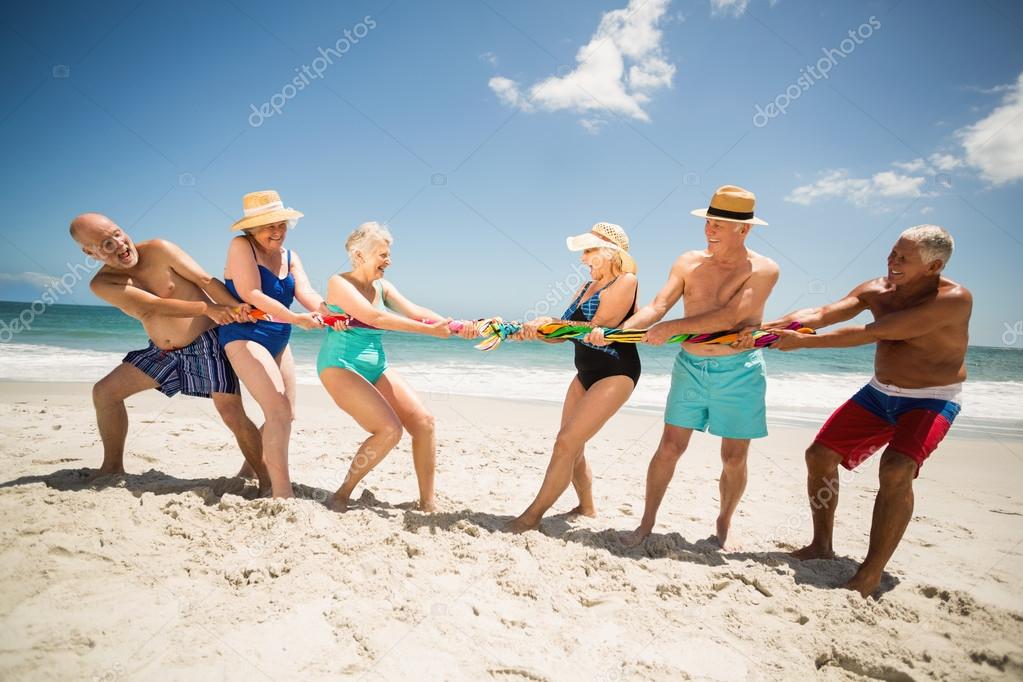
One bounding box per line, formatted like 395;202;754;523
0;380;1021;680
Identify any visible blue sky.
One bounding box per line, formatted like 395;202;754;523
1;0;1022;346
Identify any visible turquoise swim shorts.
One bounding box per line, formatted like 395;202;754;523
664;347;768;439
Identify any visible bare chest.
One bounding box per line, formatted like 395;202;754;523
682;264;749;311
130;265;199;301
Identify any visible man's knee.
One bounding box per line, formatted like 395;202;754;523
213;394;249;432
93;376;124;407
655;427;691;462
878;451;916;490
721;445;748;469
805;442;842;473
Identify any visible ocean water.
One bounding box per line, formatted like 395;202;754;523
2;301;1022;437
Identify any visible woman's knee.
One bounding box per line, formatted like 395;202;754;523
405;411;435;439
260;394;294;426
375;419;404;448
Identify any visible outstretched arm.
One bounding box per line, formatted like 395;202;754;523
766;280;874;330
622;256;687;329
658;263;779;338
772;289;971;350
327;276;449;337
91;274;211;320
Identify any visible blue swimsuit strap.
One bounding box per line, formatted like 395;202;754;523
246;238;291;279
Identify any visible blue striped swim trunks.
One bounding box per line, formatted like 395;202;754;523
123;328;239;398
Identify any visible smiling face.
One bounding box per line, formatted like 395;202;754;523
71;213;138;269
356;240;391;280
887;237;941;286
247;221;288;251
704;218;750;252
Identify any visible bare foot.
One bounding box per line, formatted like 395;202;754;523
504;514;541;534
843;569;881;598
620;524;652;548
418;498;438;513
327;491;350;513
568;504;596;518
714;516;733;550
236;462;256;479
789;543;836;561
85;464;125;480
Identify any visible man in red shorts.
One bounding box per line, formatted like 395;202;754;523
763;225;971;597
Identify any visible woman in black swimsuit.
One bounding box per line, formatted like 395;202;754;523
507;222;640;533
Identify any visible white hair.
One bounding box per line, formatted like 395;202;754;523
901;224;953;270
346;221;393;262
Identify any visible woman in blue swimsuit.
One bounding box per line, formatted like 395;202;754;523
318;221;475;513
507;222;640;532
220;190;326;499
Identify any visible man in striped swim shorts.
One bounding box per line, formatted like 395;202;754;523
70;213;270;490
766;225;972;598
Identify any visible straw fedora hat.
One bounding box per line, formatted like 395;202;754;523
566;222;637;274
230;190;304;231
690;185;768;226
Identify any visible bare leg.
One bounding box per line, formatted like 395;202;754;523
224;341;294;498
375;370;438;512
211;392;269;492
569;450;595;517
790;442;844;560
319;367;403;512
844;449;917;598
90;363;159;475
506;376;634;533
621;424;694;547
714;438;750;550
560;379;596;517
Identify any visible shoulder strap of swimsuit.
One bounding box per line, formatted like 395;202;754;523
567;282;590;310
286;249;292;269
245;236;257;259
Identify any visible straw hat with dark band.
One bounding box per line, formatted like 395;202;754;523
230;190;304;231
690;185;768;226
566;222;637;274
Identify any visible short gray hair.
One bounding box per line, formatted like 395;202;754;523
901;224;953;270
346;221;393;261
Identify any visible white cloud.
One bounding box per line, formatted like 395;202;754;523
785;169;927;207
710;0;749;17
488;76;533;111
0;272;59;288
928;152;962;172
920;206;934;215
957;71;1023;185
487;0;675;128
479;51;498;67
892;158;929;173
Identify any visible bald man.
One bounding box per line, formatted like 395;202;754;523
70;213;269;489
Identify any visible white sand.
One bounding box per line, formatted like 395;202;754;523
0;380;1021;680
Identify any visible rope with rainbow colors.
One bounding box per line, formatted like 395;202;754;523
244;309;813;351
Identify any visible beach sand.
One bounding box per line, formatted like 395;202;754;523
0;380;1021;680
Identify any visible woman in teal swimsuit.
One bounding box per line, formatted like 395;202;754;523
318;221;475;512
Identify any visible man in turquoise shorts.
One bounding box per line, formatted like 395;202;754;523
591;186;779;550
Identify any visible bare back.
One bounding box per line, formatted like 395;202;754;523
860;276;971;387
678;249;778;357
92;240;215;349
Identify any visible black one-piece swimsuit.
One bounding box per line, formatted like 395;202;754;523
563;280;641;390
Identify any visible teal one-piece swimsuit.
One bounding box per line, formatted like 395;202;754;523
317;280;388;384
